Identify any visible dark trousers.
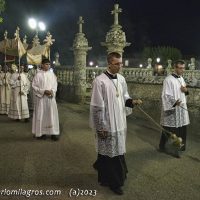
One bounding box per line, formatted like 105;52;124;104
93;154;128;188
159;126;187;150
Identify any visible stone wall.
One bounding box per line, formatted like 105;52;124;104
127;82;200;112
55;67;200;110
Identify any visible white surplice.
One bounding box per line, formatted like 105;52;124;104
32;70;59;137
0;72;11;114
8;72;30;119
160;74;190;128
90;73;132;158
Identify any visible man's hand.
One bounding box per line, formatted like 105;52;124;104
175;99;182;106
44;90;52;95
132;99;143;105
97;130;108;139
180;86;187;93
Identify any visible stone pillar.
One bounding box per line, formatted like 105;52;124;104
101;4;131;56
71;16;92;104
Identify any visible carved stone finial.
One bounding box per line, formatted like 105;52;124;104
147;58;152;69
101;4;130;55
189;57;196;70
4;30;8;40
54;52;61;66
167;59;172;68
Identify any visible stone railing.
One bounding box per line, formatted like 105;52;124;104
85;67;200;87
55;67;74;85
55;66;200;91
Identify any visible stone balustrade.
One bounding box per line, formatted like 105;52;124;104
55;67;74;85
85;67;200;87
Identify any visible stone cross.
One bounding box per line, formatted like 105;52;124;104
78;16;84;33
111;4;122;26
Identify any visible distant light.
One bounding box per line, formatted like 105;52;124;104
157;65;163;69
95;65;99;68
28;18;37;29
139;64;143;68
28;65;33;69
156;57;160;63
89;61;94;66
53;61;56;64
38;22;46;31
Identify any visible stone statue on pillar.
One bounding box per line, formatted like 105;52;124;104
71;16;92;104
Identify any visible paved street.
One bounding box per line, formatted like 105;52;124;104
0;102;199;200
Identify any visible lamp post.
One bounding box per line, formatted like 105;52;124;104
28;18;46;36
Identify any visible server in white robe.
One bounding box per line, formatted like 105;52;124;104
8;65;30;121
159;60;190;152
32;58;59;141
90;52;142;195
0;66;11;114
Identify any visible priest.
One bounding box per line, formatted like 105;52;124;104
0;65;11;114
159;60;190;154
32;58;59;141
90;52;142;195
8;65;30;121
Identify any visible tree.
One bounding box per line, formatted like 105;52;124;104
0;0;5;23
142;46;182;64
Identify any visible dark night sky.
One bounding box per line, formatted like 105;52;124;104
1;0;200;64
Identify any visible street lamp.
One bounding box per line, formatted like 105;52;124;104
28;18;46;35
89;61;94;67
156;57;160;63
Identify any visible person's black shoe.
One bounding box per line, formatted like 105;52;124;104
51;135;59;141
93;163;98;171
15;119;20;122
100;182;109;187
36;135;47;140
110;187;123;195
157;148;165;153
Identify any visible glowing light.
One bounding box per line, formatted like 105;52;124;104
89;61;94;66
38;22;46;31
28;18;37;29
28;18;46;31
156;57;161;63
